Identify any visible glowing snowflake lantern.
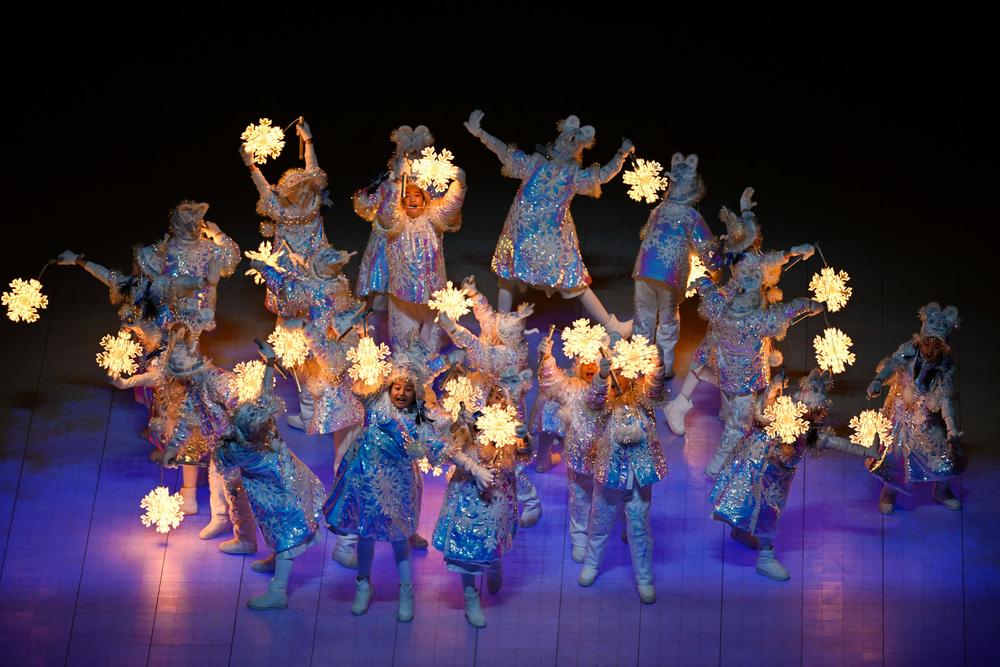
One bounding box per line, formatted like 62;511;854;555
244;240;285;285
410;146;458;192
813;327;856;375
267;325;310;369
140;486;185;534
442;375;485;419
809;266;852;313
685;254;709;297
849;409;894;448
561;318;607;364
346;336;393;386
611;334;659;380
622;158;669;204
96;330;143;380
229;360;272;404
2;278;48;323
475;403;520;449
428;281;473;321
763;395;810;444
240;118;285;165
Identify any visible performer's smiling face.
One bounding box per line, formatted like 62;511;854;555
390;379;416;408
578;361;599;383
403;184;427;218
918;335;945;363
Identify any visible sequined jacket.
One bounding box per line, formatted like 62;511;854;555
695;277;815;396
297;325;365;435
377;177;464;304
587;367;667;489
537;355;599;474
215;426;326;554
354;178;392;297
633;201;718;291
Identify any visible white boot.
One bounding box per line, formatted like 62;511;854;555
518;469;543;527
578;565;598;587
352;577;374;615
933;481;961;510
571;546;586;563
198;515;230;540
665;395;693;436
397;582;414;622
463;586;486;628
332;534;359;569
636;583;657;604
286;414;307;431
252;552;276;573
756;546;790;581
247;558;291;610
179;486;198;515
219;537;257;554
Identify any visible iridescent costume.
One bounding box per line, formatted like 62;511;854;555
583;362;667;593
537;353;601;556
354;178;392;299
469;115;630;295
632;154;718;373
298;324;365;436
866;304;963;492
323;381;444;543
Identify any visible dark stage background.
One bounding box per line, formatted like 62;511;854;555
1;9;998;666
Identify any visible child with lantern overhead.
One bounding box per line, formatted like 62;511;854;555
464;109;634;336
865;303;963;514
213;340;326;610
322;339;446;623
436;276;543;527
579;334;666;604
432;380;530;628
711;369;845;581
536;321;607;563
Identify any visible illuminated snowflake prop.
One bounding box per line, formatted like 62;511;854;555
2;278;48;323
561;318;607;364
410;146;458;192
427;281;473;321
442;375;485;419
809;266;852;313
611;335;659;380
685;254;709;298
244;240;285;285
267;325;310;369
763;395;810;444
813;327;856;375
475;403;519;449
229;360;273;404
622;158;669;204
241;118;285;165
417;457;444;477
849;409;894;448
346;336;393;385
139;486;185;534
96;330;143;379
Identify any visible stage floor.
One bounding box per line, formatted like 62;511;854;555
1;267;997;667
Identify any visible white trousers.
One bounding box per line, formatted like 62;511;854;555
567;468;594;550
585;482;653;585
633;280;682;374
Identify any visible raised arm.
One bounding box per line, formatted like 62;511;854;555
297;119;318;171
429;168;466;234
57;250;120;289
598;139;635;184
762;297;823;339
586;355;613;411
536;336;571;401
240;145;274;200
111;365;161;390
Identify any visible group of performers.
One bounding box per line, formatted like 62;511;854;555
51;113;964;627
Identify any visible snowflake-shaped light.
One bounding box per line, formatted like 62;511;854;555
2;278;48;323
813;327;856;375
809;266;852;313
96;330;143;379
849;409;894;448
685;254;709;298
475;403;520;449
442;375;485;419
763;395;810;444
241;118;285;165
622;159;669;204
410;146;458;192
346;336;393;386
417;457;444;476
267;325;310;369
427;281;473;321
244;240;285;285
229;360;273;404
561;318;607;364
611;334;659;380
140;486;185;534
